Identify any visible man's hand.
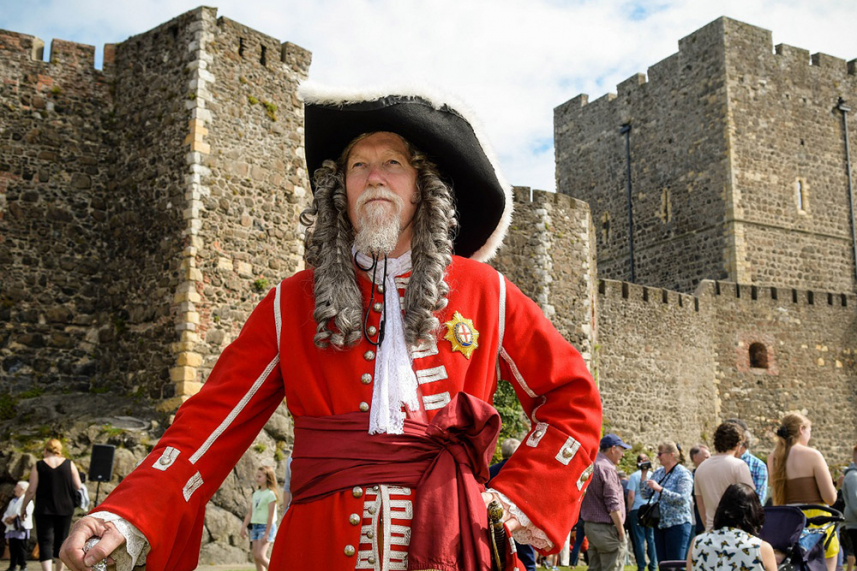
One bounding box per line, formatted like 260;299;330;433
60;516;125;571
481;491;520;533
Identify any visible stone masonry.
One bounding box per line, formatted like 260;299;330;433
0;7;311;407
556;17;857;295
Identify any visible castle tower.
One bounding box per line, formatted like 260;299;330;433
555;17;857;294
0;8;311;405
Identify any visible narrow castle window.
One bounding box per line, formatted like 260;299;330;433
601;212;611;243
659;188;672;223
749;343;769;369
796;178;808;213
239;37;245;58
260;45;267;66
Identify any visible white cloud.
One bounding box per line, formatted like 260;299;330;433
2;0;855;192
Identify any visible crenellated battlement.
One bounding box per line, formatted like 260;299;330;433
215;16;311;77
598;278;854;316
0;30;113;72
597;278;699;311
0;30;45;62
696;280;854;309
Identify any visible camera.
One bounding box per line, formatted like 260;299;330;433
638;461;652;470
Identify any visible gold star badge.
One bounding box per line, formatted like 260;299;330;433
444;311;479;359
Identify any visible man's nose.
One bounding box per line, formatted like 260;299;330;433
366;163;385;186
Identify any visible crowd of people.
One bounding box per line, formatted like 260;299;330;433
4;411;855;571
561;412;856;571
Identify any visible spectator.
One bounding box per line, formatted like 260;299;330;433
240;466;280;571
694;422;753;532
842;445;857;571
769;412;838;571
690;444;711;535
641;441;694;562
690;445;711;469
725;418;769;502
489;438;536;571
20;438;82;571
568;517;587;567
627;454;657;571
686;483;777;571
580;434;630;571
4;480;34;571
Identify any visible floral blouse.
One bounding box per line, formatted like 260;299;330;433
640;464;694;528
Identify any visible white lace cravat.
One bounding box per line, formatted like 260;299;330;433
353;249;419;435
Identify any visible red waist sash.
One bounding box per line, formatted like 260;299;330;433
290;392;500;571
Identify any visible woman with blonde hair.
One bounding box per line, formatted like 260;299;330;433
21;439;82;571
767;413;838;571
641;441;694;563
241;466;280;571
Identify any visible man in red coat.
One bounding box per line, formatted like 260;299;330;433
60;85;602;571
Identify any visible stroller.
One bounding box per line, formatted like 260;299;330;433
760;504;844;571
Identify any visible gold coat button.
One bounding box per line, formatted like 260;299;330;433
361;373;372;384
367;530;374;539
377;284;384;294
352;486;363;498
359;402;369;412
368;506;376;515
344;545;356;557
372;485;379;491
372;302;383;312
364;350;375;361
367;325;377;336
368;556;376;564
562;448;574;458
349;513;361;525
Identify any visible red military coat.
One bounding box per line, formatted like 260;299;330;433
97;256;601;570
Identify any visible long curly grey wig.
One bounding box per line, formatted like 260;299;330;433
299;134;458;349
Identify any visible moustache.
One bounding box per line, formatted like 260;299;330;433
355;187;404;211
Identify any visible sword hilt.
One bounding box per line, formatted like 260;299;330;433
487;500;507;571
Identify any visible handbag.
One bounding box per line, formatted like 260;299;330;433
637;501;660;527
636;466;676;528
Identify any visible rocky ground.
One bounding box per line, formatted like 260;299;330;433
0;393;293;566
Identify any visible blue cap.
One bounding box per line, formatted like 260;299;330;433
600;433;631;449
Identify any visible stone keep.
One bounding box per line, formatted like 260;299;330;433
555;17;857;294
0;7;311;406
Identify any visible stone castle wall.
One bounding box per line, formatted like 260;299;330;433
723;21;857;292
192;14;311;394
703;281;857;461
595;276;857;463
0;30;111;393
492;188;597;366
98;10;206;401
595;279;718;451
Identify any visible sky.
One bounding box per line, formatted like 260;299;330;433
2;0;855;192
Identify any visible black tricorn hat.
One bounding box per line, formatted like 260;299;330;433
300;83;513;262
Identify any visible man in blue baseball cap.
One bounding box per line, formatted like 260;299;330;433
580;433;631;571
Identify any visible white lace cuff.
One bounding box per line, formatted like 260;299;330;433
88;511;149;570
486;488;554;551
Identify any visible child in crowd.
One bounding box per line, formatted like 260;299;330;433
241;466;280;571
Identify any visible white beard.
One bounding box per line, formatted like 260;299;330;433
353;187;404;256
